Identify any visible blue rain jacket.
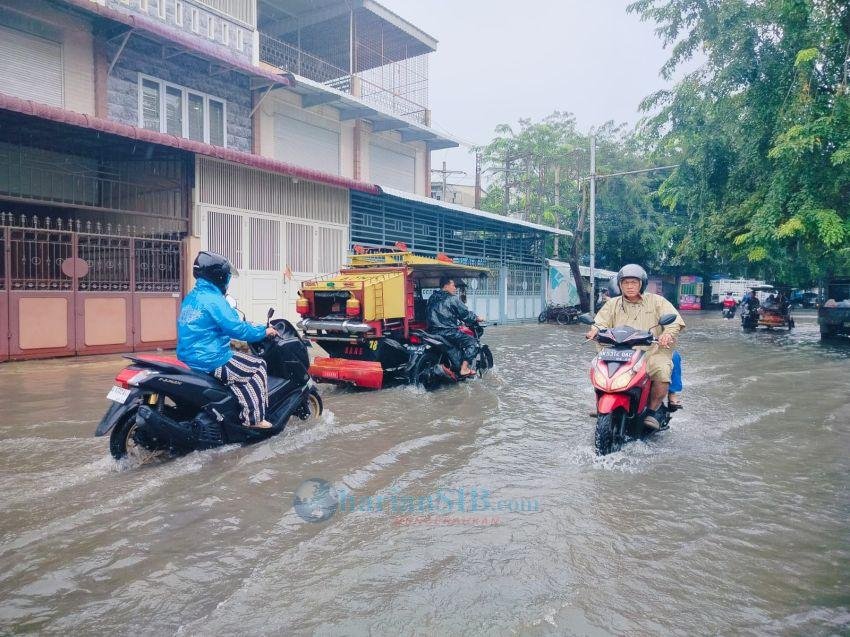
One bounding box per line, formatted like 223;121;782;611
176;278;267;372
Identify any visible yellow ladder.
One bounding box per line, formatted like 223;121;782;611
373;282;384;318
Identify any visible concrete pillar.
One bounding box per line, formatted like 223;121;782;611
499;265;508;324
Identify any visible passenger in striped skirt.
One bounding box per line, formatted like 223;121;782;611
212;352;270;427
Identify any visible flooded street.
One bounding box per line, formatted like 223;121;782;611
1;311;848;635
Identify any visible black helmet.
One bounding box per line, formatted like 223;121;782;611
616;264;648;294
193;251;235;293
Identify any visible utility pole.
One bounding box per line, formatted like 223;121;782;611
474;150;482;210
503;156;511;215
553;164;561;256
589;136;597;312
431;161;465;203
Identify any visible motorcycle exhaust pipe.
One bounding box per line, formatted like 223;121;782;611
297;318;373;334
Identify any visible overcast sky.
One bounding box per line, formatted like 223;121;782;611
380;0;676;183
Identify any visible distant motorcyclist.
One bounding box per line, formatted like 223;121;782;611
585;264;686;430
722;292;736;309
741;290;761;314
177;251;277;429
426;276;485;377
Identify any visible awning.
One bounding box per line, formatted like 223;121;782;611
0;92;381;194
283;75;458;151
382;188;572;236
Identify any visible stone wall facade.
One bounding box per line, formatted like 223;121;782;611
107;35;252;152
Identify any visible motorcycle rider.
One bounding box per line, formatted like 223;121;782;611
741;290;761;316
426;276;485;377
722;291;737;318
585;264;686;430
177;251;277;429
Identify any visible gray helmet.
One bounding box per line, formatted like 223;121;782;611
616;264;648;293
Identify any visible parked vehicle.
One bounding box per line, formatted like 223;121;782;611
96;311;321;462
297;250;493;390
538;302;581;325
578;312;680;456
818;278;850;340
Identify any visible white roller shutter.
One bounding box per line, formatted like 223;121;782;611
0;25;63;107
275;114;340;175
370;142;415;192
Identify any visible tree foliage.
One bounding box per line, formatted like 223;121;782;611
478;114;676;272
628;0;850;285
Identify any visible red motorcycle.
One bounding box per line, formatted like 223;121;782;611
579;313;679;455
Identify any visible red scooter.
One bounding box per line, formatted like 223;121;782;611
578;313;679;455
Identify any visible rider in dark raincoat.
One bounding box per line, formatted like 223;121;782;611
426;275;485;377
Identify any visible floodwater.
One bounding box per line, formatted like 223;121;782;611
0;311;848;636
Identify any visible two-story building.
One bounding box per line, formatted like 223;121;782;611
0;0;567;360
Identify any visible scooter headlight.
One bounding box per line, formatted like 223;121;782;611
592;368;608;388
610;370;635;391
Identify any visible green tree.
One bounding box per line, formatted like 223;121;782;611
629;0;850;285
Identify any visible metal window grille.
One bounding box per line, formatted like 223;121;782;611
135;238;181;292
249;217;280;271
9;227;73;291
286;222;314;273
318;226;345;274
77;234;131;292
207;210;243;269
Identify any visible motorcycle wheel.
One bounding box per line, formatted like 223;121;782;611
556;311;571;326
412;348;443;390
109;406;165;463
538;310;548;323
298;389;323;420
595;411;626;456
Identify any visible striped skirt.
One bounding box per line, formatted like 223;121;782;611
212;352;268;427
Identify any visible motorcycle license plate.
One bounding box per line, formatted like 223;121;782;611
600;348;633;362
106;385;131;404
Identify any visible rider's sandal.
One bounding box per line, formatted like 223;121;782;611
642;410;662;431
249;420;274;429
667;393;682;408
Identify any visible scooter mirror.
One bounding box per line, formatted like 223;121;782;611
267;307;275;321
658;313;678;326
577;313;595;326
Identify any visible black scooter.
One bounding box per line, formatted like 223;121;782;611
406;321;494;389
96;309;322;462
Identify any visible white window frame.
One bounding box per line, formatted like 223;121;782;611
191;7;199;33
207;15;216;40
138;74;228;147
157;0;166;19
222;22;229;46
175;0;183;26
139;0;149;12
235;28;243;52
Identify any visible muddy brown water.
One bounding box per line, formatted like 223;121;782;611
0;311;848;635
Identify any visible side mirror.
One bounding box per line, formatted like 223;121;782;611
577;313;595;326
267;308;275;321
658;313;678;326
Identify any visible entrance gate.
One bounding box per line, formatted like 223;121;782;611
1;215;183;361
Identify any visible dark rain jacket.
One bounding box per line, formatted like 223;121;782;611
426;290;477;333
176;278;267;372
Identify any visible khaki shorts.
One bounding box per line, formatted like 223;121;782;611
645;346;673;383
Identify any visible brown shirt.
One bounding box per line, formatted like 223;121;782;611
593;292;685;339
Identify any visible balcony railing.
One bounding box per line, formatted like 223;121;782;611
259;34;428;125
